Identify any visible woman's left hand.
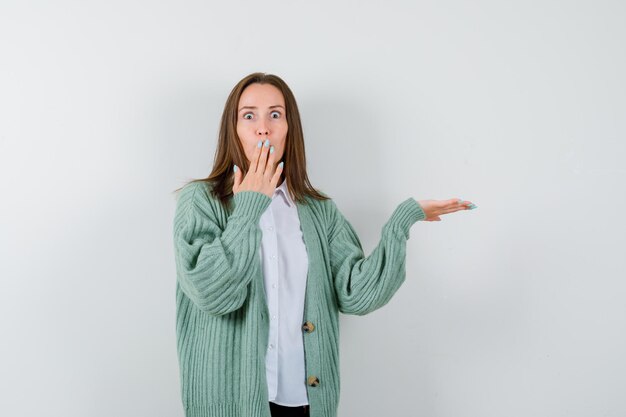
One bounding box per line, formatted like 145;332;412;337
417;198;476;222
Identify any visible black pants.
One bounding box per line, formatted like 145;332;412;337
269;401;310;417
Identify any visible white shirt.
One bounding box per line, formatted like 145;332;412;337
259;179;309;406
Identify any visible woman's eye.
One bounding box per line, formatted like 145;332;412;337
243;113;253;120
271;111;281;118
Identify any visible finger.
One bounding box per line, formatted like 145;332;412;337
455;199;475;208
440;202;473;215
443;199;472;210
265;145;276;180
440;204;467;214
271;160;284;186
265;144;275;171
434;199;455;209
252;139;263;173
232;164;241;192
257;138;270;175
447;198;466;208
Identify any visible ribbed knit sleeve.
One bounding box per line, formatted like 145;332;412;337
173;182;272;316
328;197;426;316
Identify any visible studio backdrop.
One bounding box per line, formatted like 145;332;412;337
1;1;624;416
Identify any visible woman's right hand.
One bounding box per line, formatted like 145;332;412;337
233;138;283;199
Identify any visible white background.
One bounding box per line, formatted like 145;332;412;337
1;1;625;416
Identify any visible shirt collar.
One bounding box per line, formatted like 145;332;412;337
273;178;293;207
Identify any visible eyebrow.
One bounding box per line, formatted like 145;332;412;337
238;105;285;112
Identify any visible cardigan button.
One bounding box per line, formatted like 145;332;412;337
307;376;320;387
302;321;315;333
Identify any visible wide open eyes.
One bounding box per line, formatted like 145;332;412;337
242;110;282;120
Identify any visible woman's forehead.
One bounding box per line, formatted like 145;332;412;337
239;83;285;106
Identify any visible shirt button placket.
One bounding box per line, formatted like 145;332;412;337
268;216;278;355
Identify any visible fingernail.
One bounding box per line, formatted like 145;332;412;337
279;161;284;169
257;140;262;148
270;146;274;154
468;204;477;209
233;165;238;173
264;139;270;148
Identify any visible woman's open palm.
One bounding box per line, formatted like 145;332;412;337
417;198;477;221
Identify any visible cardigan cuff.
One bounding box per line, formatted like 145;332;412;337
383;197;426;239
232;190;272;221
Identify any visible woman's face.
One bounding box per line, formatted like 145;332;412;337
236;83;288;167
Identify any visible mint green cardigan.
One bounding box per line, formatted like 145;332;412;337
173;181;426;417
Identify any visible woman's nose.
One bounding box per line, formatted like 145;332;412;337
256;125;269;136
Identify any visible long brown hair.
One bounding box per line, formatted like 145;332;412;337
173;72;329;210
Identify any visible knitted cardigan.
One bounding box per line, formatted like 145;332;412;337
173;181;426;417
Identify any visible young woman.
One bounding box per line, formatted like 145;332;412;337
173;72;476;417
